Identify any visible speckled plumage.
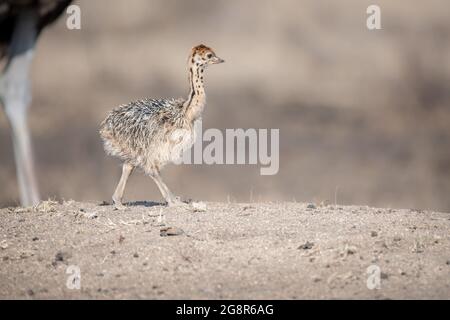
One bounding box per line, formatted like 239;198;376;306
99;44;224;207
100;97;193;173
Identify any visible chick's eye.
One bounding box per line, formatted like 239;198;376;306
206;53;213;59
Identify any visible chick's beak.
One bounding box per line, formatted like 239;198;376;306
212;56;225;64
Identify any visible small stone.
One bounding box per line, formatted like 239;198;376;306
32;237;39;241
0;240;8;250
133;253;139;258
381;272;389;279
371;231;378;237
192;202;207;212
81;210;98;219
306;204;316;209
298;241;314;250
346;246;357;255
160;227;184;237
54;250;71;263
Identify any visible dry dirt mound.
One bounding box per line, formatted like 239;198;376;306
0;200;449;299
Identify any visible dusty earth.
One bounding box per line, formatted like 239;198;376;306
0;200;449;299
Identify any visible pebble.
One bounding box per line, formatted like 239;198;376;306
54;250;71;262
0;240;8;250
192;202;207;212
160;227;184;237
298;241;314;250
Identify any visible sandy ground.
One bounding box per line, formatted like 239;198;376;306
0;200;449;299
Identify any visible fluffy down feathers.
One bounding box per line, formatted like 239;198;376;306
99;98;195;173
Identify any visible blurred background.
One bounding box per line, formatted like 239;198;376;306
1;0;450;211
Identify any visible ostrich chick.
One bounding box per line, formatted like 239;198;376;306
100;45;224;208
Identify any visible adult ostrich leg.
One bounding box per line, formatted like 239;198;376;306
0;0;72;206
0;9;40;206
